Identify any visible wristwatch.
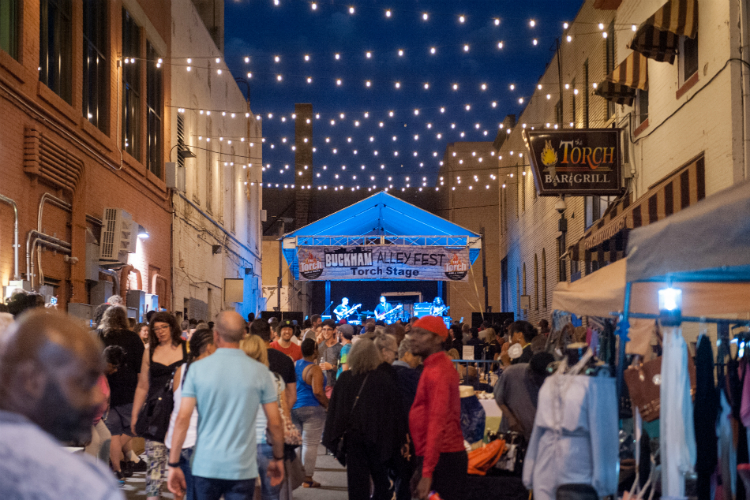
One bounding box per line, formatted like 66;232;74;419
168;461;181;468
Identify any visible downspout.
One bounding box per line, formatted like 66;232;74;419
120;264;143;298
0;195;19;280
26;230;71;288
100;268;120;295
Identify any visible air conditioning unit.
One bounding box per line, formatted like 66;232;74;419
99;208;137;264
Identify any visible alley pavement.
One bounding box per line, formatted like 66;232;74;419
122;445;348;499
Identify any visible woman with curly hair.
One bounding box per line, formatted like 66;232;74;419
131;312;187;500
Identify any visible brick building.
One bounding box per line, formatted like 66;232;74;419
0;0;263;322
0;0;172;318
497;0;748;326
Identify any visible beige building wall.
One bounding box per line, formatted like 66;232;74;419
497;0;746;326
170;0;263;321
438;142;501;323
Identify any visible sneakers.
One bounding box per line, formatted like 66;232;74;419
128;459;148;473
119;461;133;478
114;470;126;485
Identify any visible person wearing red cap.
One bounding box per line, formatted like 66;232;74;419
408;316;467;500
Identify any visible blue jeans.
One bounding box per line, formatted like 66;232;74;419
179;448;195;500
193;476;255;500
257;442;281;500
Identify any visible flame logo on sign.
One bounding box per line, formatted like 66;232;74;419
299;250;324;279
444;253;469;281
541;140;558;168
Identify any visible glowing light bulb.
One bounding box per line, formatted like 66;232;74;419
453;83;458;90
440;107;445;113
385;9;391;17
563;22;569;29
277;74;282;81
529;19;536;27
533;39;538;45
274;55;280;63
494;18;500;26
304;54;310;61
336;79;342;85
465;105;471;111
464;44;470;52
492;101;497;108
510;84;515;90
602;32;608;38
335;53;340;60
598;23;604;30
481;83;487;90
389;111;394;117
498;41;504;49
430;47;436;54
366;51;372;58
366;80;371;87
632;24;637;31
459;15;465;23
307;77;312;83
395;81;401;89
567;35;572;42
398;49;404;56
422;12;428;21
311;2;317;9
519;98;524;104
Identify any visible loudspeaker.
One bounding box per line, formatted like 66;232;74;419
260;311;281;322
282;311;304;325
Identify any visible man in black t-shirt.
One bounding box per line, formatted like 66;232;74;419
250;319;296;410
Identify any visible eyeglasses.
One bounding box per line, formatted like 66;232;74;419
153;325;170;332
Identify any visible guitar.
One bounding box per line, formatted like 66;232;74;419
334;304;361;321
375;304;403;321
430;305;450;316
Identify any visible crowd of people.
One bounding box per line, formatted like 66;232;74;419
0;289;555;500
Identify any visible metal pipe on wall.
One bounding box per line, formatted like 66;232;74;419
120;264;143;298
0;194;19;280
100;268;120;296
26;230;71;289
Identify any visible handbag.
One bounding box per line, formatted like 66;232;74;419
271;373;302;446
332;373;369;466
624;355;697;422
493;431;526;475
135;369;175;442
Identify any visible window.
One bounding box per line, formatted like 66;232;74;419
605;22;616;118
679;34;698;85
516;270;520;316
570;79;577;127
585;195;616;229
557;235;567;282
146;42;163;178
534;254;539;310
176;114;185;169
82;0;107;131
571;259;581;282
40;0;73;103
583;60;590;128
635;89;649;125
541;250;547;309
0;0;18;59
122;9;141;160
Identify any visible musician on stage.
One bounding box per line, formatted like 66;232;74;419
429;297;448;316
333;297;350;321
374;295;393;321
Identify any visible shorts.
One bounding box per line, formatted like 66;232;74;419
104;403;134;436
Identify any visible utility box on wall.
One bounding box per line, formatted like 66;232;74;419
224;278;244;303
126;290;146;322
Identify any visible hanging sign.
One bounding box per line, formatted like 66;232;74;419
523;129;624;196
296;245;471;281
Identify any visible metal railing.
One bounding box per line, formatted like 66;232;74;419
294;235;472;247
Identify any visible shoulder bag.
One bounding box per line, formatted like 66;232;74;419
332;373;369;466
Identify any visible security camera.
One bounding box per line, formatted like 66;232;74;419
554;196;567;214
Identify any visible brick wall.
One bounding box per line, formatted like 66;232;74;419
0;0;172;310
497;0;743;327
437;142;501;322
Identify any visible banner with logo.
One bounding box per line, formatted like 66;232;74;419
296;245;471;281
523;129;624;196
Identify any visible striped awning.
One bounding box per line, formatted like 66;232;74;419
595;51;648;106
629;0;698;64
569;154;705;263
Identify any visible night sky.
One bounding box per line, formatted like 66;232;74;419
224;0;584;192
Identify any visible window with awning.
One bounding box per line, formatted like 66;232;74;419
595;51;649;106
629;0;698;64
568;154;705;264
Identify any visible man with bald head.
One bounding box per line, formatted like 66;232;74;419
0;310;123;499
168;311;284;500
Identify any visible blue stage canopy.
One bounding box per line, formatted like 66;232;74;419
282;191;482;280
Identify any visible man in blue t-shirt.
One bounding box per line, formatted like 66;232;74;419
167;311;284;499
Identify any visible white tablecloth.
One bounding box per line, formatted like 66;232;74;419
480;398;503;418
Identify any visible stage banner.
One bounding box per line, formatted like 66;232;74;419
296;245;471;281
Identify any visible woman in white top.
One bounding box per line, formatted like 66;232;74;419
165;328;216;500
